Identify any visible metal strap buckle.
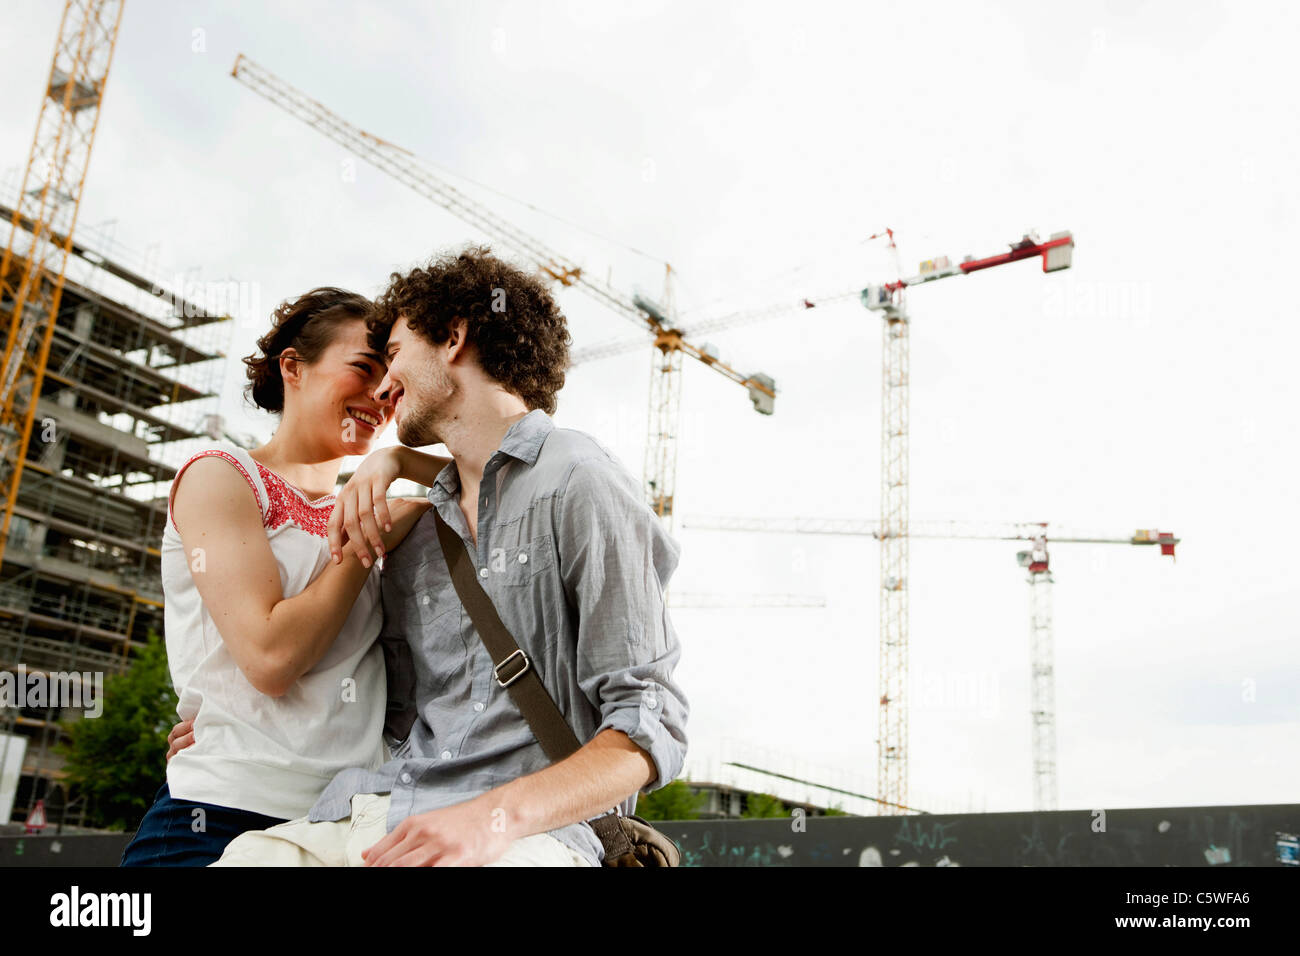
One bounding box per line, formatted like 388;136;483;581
494;649;530;688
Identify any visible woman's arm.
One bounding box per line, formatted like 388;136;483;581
327;446;453;564
173;456;429;698
394;446;454;488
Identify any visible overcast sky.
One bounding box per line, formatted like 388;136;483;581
3;0;1296;816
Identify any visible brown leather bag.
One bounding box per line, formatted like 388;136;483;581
587;808;680;867
434;510;680;868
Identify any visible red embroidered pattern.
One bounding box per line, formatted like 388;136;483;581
169;450;259;534
255;462;335;537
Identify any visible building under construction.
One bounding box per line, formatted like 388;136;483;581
0;196;228;827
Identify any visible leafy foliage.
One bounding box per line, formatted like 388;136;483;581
57;631;177;830
740;792;788;818
635;779;708;821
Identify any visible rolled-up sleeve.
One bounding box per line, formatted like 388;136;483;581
556;457;689;793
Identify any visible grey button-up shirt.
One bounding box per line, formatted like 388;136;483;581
307;409;689;865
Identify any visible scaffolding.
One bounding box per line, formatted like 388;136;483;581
0;192;229;827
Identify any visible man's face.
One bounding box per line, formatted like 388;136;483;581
373;316;455;448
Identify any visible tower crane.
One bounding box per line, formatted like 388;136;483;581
0;0;125;570
231;55;799;533
569;288;861;365
860;228;1075;814
682;513;1177;810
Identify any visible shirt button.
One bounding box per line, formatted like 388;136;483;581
400;772;412;784
646;697;658;709
479;568;488;578
518;552;528;564
421;595;430;605
440;750;452;760
473;701;485;712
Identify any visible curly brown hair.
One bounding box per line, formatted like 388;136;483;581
368;245;571;415
242;288;373;414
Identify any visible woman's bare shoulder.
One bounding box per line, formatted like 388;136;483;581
172;454;265;530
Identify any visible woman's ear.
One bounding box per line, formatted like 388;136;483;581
279;348;303;390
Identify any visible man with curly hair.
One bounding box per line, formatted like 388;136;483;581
211;245;689;867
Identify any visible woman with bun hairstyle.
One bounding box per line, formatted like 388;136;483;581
120;287;449;866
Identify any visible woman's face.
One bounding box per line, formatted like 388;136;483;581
288;318;393;456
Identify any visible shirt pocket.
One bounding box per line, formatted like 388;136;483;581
494;532;555;587
385;553;454;611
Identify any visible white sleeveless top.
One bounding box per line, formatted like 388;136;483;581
161;443;387;820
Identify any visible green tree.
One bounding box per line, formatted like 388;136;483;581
57;631;177;830
822;804;850;816
635;779;708;821
741;792;788;818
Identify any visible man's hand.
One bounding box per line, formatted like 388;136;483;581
362;729;656;867
361;795;514;867
166;719;195;761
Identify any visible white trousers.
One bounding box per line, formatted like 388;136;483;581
210;792;592;867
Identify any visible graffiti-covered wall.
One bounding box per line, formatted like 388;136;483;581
662;804;1300;867
0;804;1296;866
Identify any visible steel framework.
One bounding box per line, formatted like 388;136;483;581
860;230;1074;813
0;0;125;570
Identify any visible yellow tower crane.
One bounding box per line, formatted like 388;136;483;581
0;0;126;570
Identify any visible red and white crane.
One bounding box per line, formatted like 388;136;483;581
682;513;1178;810
861;229;1075;814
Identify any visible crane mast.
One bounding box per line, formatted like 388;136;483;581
862;228;1074;814
878;287;911;816
0;0;125;570
1020;529;1057;809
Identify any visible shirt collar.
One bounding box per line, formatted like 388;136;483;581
430;409;554;500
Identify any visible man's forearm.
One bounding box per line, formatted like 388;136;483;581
485;728;657;839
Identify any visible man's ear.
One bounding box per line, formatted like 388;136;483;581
445;318;469;364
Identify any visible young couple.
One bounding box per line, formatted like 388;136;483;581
120;245;689;867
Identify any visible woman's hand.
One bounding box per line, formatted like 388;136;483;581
332;496;432;567
166;719;195;761
328;447;404;564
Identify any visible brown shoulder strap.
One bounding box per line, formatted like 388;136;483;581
432;509;635;862
433;509;579;761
